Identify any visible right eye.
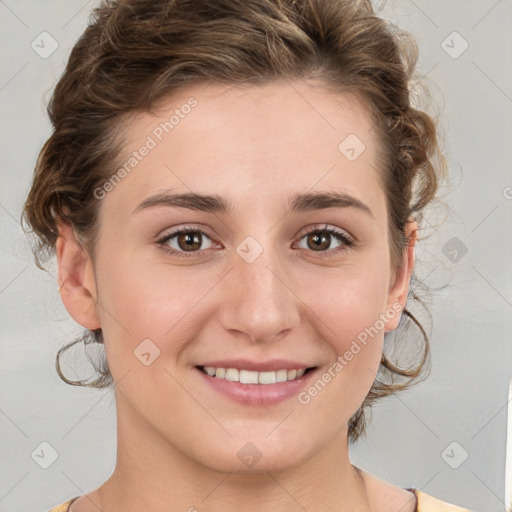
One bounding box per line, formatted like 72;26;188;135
156;226;217;258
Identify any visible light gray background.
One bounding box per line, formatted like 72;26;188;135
1;1;511;511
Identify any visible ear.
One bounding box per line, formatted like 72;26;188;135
56;222;101;330
384;219;418;333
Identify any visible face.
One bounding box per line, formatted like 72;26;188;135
57;80;415;473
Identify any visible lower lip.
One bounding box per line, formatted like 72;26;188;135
195;367;317;406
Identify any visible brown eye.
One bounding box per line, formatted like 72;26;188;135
176;232;203;252
157;227;215;258
296;226;354;255
306;232;332;251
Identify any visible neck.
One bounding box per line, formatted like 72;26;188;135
97;390;370;512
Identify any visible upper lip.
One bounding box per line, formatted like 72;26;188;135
195;359;316;372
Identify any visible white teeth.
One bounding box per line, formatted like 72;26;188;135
258;371;276;384
275;369;288;382
225;368;239;381
204;366;216;376
239;370;259;384
200;366;311;384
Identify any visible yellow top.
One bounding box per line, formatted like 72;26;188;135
48;489;472;511
47;499;78;512
411;489;472;511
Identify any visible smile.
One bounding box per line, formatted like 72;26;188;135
197;365;315;384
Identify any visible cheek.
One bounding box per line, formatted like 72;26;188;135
300;261;391;349
294;261;390;404
93;252;219;366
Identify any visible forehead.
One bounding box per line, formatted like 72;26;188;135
107;80;384;218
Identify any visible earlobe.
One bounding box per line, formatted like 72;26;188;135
384;220;418;333
56;222;101;330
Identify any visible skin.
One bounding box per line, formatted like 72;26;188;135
57;80;418;512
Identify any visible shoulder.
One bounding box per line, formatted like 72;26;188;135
357;467;471;512
47;497;80;512
412;489;473;512
357;468;417;511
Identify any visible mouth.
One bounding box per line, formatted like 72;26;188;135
193;359;320;405
196;365;317;384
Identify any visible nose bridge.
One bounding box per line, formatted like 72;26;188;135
221;233;300;343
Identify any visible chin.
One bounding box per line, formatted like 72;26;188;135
192;435;315;475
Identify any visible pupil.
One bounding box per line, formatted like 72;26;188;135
310;232;329;251
180;232;201;251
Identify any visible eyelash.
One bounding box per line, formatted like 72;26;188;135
156;224;355;259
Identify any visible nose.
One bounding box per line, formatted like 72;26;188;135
218;244;301;344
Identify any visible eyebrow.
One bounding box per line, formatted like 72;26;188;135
132;190;374;218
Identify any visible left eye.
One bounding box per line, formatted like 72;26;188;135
296;226;354;254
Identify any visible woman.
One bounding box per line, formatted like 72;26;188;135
23;0;472;510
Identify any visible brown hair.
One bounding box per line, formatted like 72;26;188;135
22;0;446;442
